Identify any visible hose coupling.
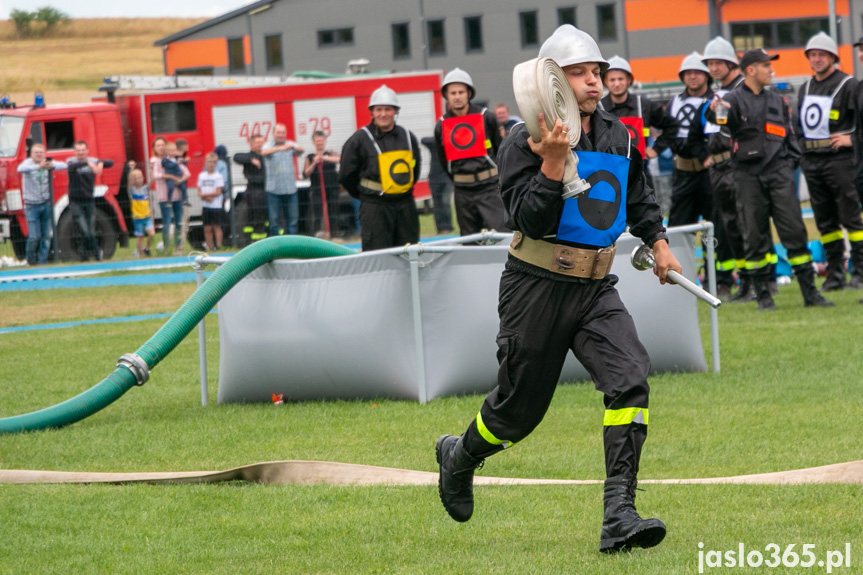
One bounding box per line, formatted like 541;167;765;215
117;353;150;386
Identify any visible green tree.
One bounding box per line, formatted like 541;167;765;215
34;5;69;34
10;8;34;38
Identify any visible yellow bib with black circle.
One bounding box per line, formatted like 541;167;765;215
363;126;415;195
378;150;415;194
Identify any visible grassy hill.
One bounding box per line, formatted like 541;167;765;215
0;18;205;104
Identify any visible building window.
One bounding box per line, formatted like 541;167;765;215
730;18;829;51
228;38;245;73
392;22;411;59
464;15;483;53
175;67;214;76
318;27;354;48
428;19;446;56
558;6;577;27
520;10;539;49
150;101;197;134
265;34;283;70
597;3;617;41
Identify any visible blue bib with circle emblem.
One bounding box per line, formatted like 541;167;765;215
556;151;629;248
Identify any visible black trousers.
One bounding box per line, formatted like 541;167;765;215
464;264;650;478
710;161;746;274
670;168;733;286
802;152;863;242
736;165;811;280
358;198;419;251
453;179;509;236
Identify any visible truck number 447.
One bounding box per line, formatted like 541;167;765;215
239;121;272;140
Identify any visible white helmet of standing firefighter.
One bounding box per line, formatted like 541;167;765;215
369;84;400;109
678;51;710;80
606;55;633;79
441;68;476;100
538;24;609;74
702;36;739;66
805;31;840;62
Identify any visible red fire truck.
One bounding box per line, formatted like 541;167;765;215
0;70;443;260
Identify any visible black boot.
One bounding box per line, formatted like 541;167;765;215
599;475;666;553
820;241;847;292
753;278;776;311
848;242;863;290
435;434;485;522
795;265;834;308
729;273;755;303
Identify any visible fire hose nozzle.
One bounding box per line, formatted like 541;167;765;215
630;244;722;309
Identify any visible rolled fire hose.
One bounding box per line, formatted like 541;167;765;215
0;236;357;435
512;57;591;199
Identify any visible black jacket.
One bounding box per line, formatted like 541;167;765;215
339;122;421;203
600;92;679;156
498;109;666;259
706;82;801;174
690;74;745;158
433;103;502;188
233;152;266;190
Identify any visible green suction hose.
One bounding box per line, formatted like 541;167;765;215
0;236;356;434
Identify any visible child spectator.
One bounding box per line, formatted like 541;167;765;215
161;142;186;203
175;138;191;206
128;166;155;256
198;152;225;250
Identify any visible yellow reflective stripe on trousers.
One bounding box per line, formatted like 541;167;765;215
788;254;813;266
769;253;778;264
745;254;772;270
476;412;510;446
849;230;863;243
821;230;845;245
603;407;649;426
716;258;737;272
735;259;746;269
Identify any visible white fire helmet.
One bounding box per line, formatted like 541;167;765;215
702;36;739;66
678;51;710;81
538;25;609;74
606;55;633;79
441;68;476;100
805;31;840;62
369;85;400;109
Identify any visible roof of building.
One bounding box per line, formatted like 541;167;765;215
153;0;281;46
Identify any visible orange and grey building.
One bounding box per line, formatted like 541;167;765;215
155;0;858;108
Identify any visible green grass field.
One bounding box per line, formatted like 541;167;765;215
1;263;862;574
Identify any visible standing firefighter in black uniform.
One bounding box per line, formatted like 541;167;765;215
707;49;833;310
690;37;752;301
798;32;863;291
667;53;736;296
435;24;680;553
339;85;421;251
600;55;679;193
434;68;507;236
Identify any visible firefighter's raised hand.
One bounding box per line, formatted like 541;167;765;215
528;113;569;181
251;158;261;169
651;239;682;285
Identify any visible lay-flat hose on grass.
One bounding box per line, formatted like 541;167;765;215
0;236;356;435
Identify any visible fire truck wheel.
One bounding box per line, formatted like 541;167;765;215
10;218;27;261
56;207;117;261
